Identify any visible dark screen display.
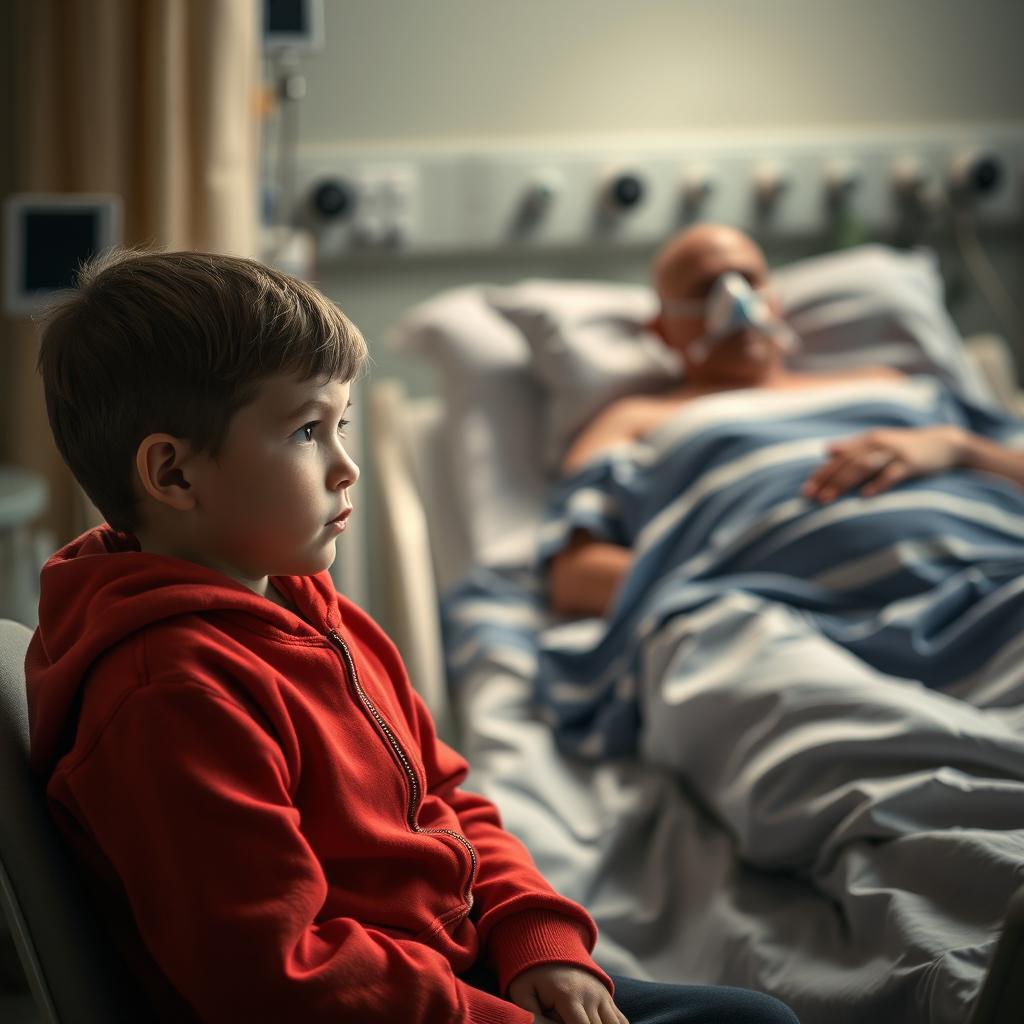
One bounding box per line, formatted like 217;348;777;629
23;210;100;292
265;0;306;34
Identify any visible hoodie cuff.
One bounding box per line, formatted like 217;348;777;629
460;981;534;1024
487;909;614;997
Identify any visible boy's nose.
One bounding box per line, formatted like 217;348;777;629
330;449;360;489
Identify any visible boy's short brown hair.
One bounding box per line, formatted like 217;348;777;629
37;249;368;533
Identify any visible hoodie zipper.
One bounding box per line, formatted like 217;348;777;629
327;629;477;912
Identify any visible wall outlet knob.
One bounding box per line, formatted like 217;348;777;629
522;169;563;215
681;165;715;209
310;179;354;220
950;150;1003;197
824;159;861;201
602;171;646;211
753;162;790;209
891;157;927;199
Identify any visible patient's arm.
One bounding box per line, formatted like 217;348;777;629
562;397;651;475
961;431;1024;486
548;529;631;618
803;425;1024;502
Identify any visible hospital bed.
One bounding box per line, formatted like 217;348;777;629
369;244;1024;1024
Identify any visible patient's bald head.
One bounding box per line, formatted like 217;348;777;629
652;224;769;306
650;224;784;385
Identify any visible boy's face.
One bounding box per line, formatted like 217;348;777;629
185;372;359;585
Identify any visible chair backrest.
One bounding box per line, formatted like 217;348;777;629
0;618;144;1023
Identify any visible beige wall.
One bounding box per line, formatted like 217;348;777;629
291;0;1024;387
298;0;1024;144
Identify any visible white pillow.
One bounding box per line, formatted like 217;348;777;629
490;245;994;470
774;245;991;399
487;280;680;472
386;287;546;572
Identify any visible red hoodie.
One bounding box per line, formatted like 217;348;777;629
26;527;610;1022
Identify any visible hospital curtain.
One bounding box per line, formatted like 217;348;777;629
4;0;260;544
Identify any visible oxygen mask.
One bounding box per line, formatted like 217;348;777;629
663;271;798;364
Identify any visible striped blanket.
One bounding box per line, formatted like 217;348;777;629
536;376;1024;759
443;376;1024;1022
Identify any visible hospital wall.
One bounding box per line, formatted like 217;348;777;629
294;0;1024;393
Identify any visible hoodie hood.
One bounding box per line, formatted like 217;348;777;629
27;525;343;777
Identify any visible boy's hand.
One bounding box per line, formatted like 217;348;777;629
508;963;629;1024
802;425;968;503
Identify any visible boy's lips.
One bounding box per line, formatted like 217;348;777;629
327;508;352;525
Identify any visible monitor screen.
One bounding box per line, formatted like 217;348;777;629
4;194;123;316
266;0;305;33
263;0;324;52
23;211;101;293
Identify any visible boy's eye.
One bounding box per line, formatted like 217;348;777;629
294;419;351;443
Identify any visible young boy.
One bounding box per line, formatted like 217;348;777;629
25;250;798;1023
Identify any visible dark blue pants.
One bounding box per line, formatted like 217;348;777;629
461;964;799;1023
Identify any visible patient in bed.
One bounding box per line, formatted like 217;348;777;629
442;227;1024;1023
435;227;1024;1021
550;223;1024;619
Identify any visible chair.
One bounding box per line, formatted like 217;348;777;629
0;467;49;627
0;618;145;1023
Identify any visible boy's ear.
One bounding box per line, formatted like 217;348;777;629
135;433;197;512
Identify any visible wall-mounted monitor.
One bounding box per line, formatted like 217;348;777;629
263;0;325;54
4;193;123;316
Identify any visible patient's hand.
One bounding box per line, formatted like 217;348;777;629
509;964;629;1024
802;425;968;503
